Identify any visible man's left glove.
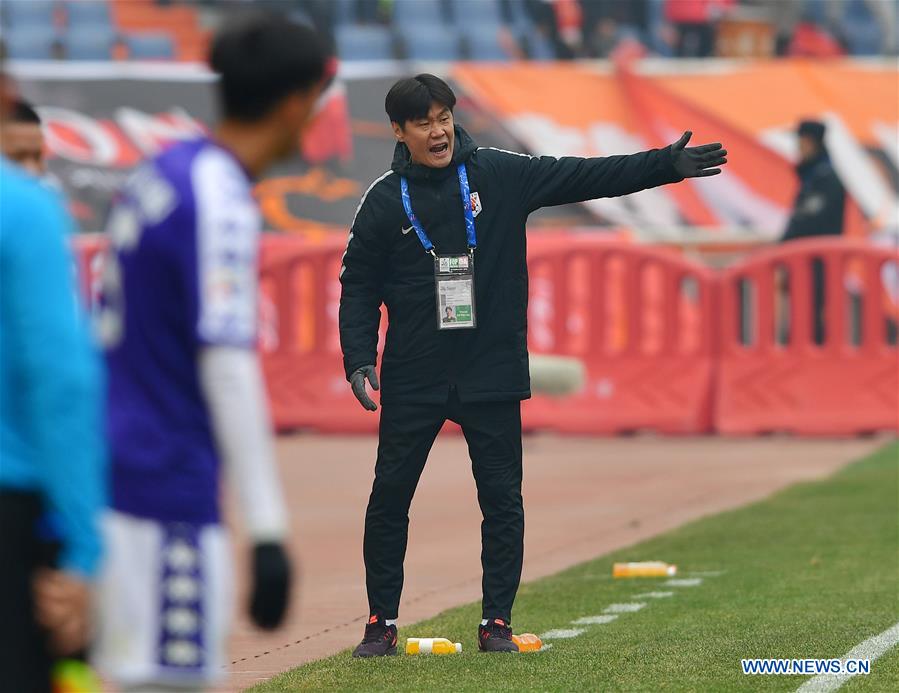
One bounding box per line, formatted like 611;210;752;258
249;542;292;630
670;131;728;178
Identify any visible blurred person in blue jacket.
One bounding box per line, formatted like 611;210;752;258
0;70;107;693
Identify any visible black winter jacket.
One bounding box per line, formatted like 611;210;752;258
782;152;846;242
338;126;682;404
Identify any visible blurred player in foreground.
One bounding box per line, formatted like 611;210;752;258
92;14;326;690
1;98;46;176
0;70;106;692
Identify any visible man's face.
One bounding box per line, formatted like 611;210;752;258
393;102;454;168
3;121;44;175
797;135;820;164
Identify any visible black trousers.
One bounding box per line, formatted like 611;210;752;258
363;389;524;623
0;491;53;693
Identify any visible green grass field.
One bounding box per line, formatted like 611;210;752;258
252;442;899;692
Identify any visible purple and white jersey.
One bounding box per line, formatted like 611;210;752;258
101;138;260;525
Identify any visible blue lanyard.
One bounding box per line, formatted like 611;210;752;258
400;163;476;255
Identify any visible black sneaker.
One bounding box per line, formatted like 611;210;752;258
478;618;519;653
352;615;398;658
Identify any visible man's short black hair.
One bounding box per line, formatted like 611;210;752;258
11;99;40;125
797;119;826;144
385;74;456;126
209;12;326;122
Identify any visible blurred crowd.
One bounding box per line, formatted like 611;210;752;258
178;0;899;60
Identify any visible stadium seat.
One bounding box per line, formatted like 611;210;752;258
334;0;356;26
401;25;461;60
523;28;556;60
800;0;829;25
4;0;56;28
126;32;174;60
840;0;882;55
62;27;116;60
335;25;394;61
4;28;57;59
507;0;534;27
65;1;111;30
450;0;503;27
392;0;446;29
466;26;510;60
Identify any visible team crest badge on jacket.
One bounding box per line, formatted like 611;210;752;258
470;192;482;217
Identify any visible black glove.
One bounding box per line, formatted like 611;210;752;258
670;131;728;178
349;365;379;411
249;542;292;630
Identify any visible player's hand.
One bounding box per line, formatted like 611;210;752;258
33;569;91;655
670;131;728;178
249;542;292;630
349;365;379;412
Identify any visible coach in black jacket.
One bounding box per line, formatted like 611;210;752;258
339;74;727;657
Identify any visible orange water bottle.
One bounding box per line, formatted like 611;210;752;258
512;633;543;652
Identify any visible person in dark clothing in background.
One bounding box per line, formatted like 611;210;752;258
782;120;845;242
339;73;727;657
780;119;846;345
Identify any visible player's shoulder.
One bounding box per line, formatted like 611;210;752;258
152;138;245;194
351;169;397;223
364;169;398;200
122;139;251;228
0;159;60;210
0;159;69;241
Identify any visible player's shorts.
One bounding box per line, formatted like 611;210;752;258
92;510;233;688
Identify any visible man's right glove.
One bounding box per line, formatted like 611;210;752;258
249;542;292;630
349;365;379;411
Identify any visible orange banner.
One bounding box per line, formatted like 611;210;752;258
453;59;898;239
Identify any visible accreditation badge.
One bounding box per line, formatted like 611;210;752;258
434;253;476;330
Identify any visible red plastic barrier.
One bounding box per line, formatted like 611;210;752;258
258;237;383;433
72;235;106;310
72;234;716;434
716;238;899;435
523;235;716;434
74;234;896;436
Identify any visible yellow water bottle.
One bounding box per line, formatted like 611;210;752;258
612;561;677;578
405;637;462;655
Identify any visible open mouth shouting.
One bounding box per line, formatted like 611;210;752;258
429;142;450;160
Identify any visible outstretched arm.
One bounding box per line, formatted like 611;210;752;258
492;131;727;213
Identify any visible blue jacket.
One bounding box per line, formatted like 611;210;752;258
0;159;107;578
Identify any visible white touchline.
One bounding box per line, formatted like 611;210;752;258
540;628;586;639
635;591;675;599
604;603;646;614
687;570;726;577
571;615;619;625
795;621;899;693
665;578;703;587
